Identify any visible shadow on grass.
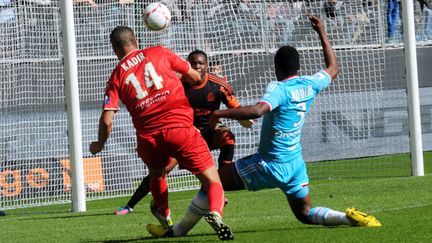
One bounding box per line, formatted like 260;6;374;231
18;211;115;220
83;225;327;243
83;235;215;243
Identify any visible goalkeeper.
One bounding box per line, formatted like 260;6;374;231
147;14;382;238
115;50;253;215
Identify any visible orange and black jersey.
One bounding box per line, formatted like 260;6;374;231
184;73;240;132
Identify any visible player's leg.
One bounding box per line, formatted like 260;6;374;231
206;127;243;191
162;126;233;240
288;193;353;225
147;167;172;227
116;159;178;215
155;164;242;238
115;175;150;215
193;160;233;240
288;192;381;227
284;157;381;227
136;130;173;228
147;152;269;239
209;128;235;165
158;129;240;237
218;161;245;191
147;187;231;238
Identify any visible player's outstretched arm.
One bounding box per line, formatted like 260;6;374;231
90;110;115;155
211;102;270;128
308;15;339;80
220;83;255;129
182;67;202;86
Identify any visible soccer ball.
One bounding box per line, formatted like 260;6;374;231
143;2;171;31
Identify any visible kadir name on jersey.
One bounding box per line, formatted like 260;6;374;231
121;52;145;72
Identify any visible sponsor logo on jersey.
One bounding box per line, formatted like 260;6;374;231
135;90;170;110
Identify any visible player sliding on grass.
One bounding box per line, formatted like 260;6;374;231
115;50;253;216
89;26;233;240
147;14;381;238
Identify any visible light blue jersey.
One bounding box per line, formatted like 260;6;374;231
258;70;331;163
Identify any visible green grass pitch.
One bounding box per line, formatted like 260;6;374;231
1;152;431;242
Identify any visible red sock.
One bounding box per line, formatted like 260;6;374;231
149;175;170;217
207;182;224;216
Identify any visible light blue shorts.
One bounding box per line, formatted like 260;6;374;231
235;153;309;200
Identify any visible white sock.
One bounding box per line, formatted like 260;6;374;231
172;191;209;236
307;207;351;226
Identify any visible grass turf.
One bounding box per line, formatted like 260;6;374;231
1;173;432;242
1;152;431;242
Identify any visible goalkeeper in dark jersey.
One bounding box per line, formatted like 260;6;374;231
115;50;252;215
184;50;253;167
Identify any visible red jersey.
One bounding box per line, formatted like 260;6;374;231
103;46;193;133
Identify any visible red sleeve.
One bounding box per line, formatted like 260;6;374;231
164;47;190;75
102;69;120;111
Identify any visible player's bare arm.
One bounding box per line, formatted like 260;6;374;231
210;102;270;129
89;110;115;155
307;15;339;80
182;67;202;86
219;79;255;129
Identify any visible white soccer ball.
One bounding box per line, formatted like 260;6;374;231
143;2;171;31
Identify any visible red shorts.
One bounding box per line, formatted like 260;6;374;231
136;126;214;174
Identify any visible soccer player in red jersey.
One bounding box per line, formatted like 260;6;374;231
114;51;252;217
89;26;233;240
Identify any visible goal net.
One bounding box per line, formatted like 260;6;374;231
1;0;430;209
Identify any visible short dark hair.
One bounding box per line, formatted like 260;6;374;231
187;50;208;62
110;26;135;50
274;45;300;76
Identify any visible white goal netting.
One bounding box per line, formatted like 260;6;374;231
1;0;431;209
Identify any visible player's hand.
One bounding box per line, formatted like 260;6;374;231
89;141;104;155
238;119;254;128
307;14;325;33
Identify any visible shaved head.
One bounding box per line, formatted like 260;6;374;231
110;26;138;59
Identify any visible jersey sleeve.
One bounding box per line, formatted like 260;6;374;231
220;77;240;109
102;69;120;111
164;47;190;75
259;81;285;111
304;70;332;93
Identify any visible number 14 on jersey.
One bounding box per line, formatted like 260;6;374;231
125;62;164;100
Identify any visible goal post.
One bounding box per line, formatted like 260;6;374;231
401;0;424;176
60;0;86;211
